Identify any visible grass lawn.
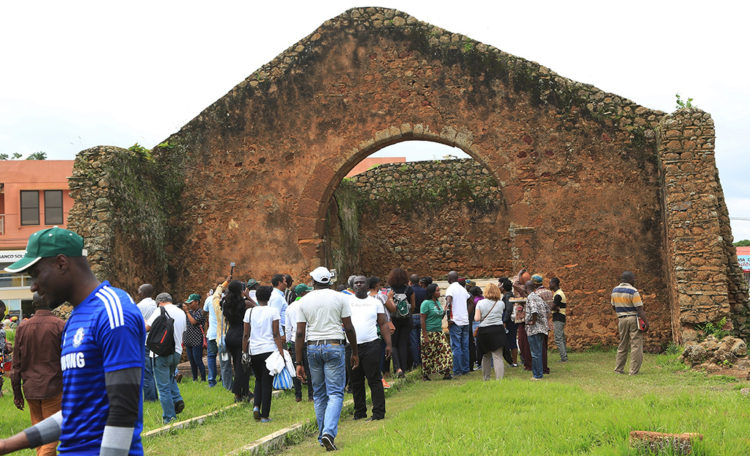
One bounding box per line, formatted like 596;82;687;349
2;350;749;455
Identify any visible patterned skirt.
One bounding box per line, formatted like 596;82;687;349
421;331;452;376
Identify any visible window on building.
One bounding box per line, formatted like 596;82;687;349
44;190;63;225
20;190;39;225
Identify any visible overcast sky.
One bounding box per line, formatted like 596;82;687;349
1;0;748;240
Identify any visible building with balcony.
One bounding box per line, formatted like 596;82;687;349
0;160;74;318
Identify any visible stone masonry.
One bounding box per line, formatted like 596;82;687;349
66;7;748;347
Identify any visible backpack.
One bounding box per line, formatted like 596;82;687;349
146;306;176;357
392;291;410;319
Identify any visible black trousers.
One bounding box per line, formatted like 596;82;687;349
350;340;386;419
226;325;250;399
251;352;273;418
288;342;313;400
391;317;411;372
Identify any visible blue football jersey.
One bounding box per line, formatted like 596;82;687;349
59;281;145;455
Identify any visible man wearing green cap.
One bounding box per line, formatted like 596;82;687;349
0;227;146;455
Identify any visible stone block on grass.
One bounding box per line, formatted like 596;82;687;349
629;431;702;455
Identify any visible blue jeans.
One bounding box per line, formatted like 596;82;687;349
449;324;470;375
409;315;421;368
219;343;233;391
143;346;157;401
186;345;206;381
528;333;545;379
206;339;218;387
307;343;346;441
153;352;183;423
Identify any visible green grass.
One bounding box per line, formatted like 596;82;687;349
2;352;749;455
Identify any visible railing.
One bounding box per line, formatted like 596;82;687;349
0;273;31;289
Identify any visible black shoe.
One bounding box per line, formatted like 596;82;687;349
321;434;337;451
442;374;453;380
174;400;185;414
353;414;367;420
366;416;384;421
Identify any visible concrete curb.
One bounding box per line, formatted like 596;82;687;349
228;373;418;455
143;390;282;438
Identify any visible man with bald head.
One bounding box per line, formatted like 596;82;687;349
611;271;649;375
136;284;157;402
445;271;471;376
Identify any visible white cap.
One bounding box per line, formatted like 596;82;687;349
310;266;332;284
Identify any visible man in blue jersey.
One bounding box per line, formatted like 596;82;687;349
0;227;145;456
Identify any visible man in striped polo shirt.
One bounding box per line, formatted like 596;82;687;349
611;271;649;375
0;227;144;455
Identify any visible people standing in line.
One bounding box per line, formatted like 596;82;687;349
532;275;552;375
10;292;65;456
408;274;426;370
242;286;284;423
182;294;207;382
524;280;550;380
420;284;453;381
0;227;146;454
499;278;518;367
386;268;415;379
474;284;506;381
146;293;187;423
368;276;394;389
445;271;471;377
549;277;568;362
468;285;483;371
286;283;314;402
135;284;158;402
612;271;649;375
222;279;253;403
295;267;359;452
269;274;288;339
348;276;392;421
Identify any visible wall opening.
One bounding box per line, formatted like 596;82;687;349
321;140;511;286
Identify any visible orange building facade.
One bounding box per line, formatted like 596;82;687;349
0;160;74;316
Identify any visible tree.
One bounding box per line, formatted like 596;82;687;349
26;151;47;160
12;152;22;159
734;239;750;247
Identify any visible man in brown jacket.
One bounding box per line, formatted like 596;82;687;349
10;293;65;456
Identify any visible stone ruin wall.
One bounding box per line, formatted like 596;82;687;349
64;7;748;347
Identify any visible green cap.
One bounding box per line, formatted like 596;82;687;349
247;278;259;288
294;283;312;295
185;293;201;303
4;227;85;273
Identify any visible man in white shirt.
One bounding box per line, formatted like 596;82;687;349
145;292;187;424
269;274;288;338
445;271;471;376
286;283;312;402
136;284;157;402
295;267;359;452
348;276;392;421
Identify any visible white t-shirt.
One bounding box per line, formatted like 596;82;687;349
297;289;351;342
285;301;300;343
348;295;384;344
146;304;187;355
476;298;505;327
446;282;471;326
243;305;280;355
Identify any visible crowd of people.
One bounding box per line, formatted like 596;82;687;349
0;225;650;454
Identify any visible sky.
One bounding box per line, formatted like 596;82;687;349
1;0;748;240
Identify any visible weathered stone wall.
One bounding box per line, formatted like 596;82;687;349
657;110;750;342
66;7;747;347
67;145;183;297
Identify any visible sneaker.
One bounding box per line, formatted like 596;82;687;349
321;434;337;451
442;374;452;380
253;406;261;421
381;379;391;389
366;416;384;421
174;400;185;414
511;363;518;367
353;415;367;421
530;377;542;381
260;417;272;423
